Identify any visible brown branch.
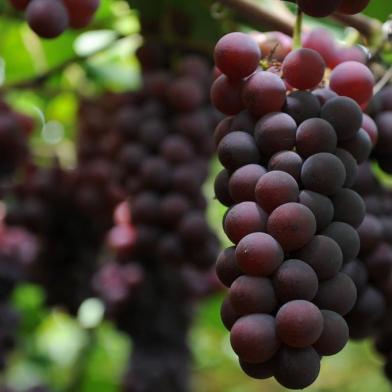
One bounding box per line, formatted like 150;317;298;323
216;0;294;36
331;13;382;42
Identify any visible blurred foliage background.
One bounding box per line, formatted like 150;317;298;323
1;0;392;391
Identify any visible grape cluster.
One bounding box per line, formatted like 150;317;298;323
8;0;100;38
296;0;370;18
212;31;374;389
6;162;119;314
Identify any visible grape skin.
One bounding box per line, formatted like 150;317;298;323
211;75;244;115
283;91;321;125
268;151;303;182
331;188;366;228
216;247;242;287
229;164;266;202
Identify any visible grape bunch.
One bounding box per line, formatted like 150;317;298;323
8;0;100;38
212;31;374;389
295;0;370;18
6;162;119;314
75;46;221;391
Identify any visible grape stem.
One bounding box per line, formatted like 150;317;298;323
292;5;303;49
215;0;294;35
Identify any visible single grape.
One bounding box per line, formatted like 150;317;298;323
255;171;299;213
312;88;338;105
337;0;370;14
235;232;284;276
167;76;205;112
314;273;357;315
357;214;383;255
229;164;266;202
282;48;325;90
296;118;337;158
214;169;234;207
339;128;372;164
267;202;316;252
210;75;244;115
283;91;321;124
334;148;358;187
273;260;318;303
313;310;349;356
298;190;334;231
214;32;261;79
242;71;286;117
293;235;343;280
254;112;297;158
276;300;323;348
303;28;337;67
321;96;362;140
342;260;368;293
268;151;303;182
362;113;378;145
301;152;346;195
224;201;268;244
374;112;392;156
239;359;275;379
331;189;365;228
62;0;100;28
220;297;240;330
216;247;242;287
230;314;280;363
297;0;341;17
229;275;277;315
274;346;320;389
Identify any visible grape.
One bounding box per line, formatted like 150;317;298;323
239;359;275;379
331;189;365;228
302;28;337;67
242;71;286;117
26;0;69;38
218;131;260;171
282;48;325;90
322;222;360;261
167;77;205;112
330;61;374;105
214;32;261;79
357;214;383;255
210;75;244;115
253;31;292;62
298;190;334;231
347;286;385;324
157;235;185;264
216;247;242;287
230;314;280;363
334;148;358;187
365;243;392;285
314;273;357;315
297;0;341;17
273;260;318;303
283;91;321;124
139;118;168;151
301;152;346;195
159;193;190;227
374;112;392;156
62;0;100;28
254;112;296;158
224;202;268;244
268;151;302;182
160;135;195;164
321;96;362;140
276;300;323;348
132;192;160;224
230;110;256;134
229;164;266;202
267;202;316;252
342;260;368;293
141;157;171;191
274;346;320;389
337;0;370;14
296;118;337;158
331;46;367;68
362;113;378;145
214;169;234;207
312;88;338;105
229;275;277;315
178;212;209;245
339;128;372;164
235;232;284;276
172;165;202;195
255;171;299;213
293;235;343;280
220;297;240;330
213;117;233;146
313;310;349;356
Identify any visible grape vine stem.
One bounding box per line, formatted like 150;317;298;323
292;5;303;49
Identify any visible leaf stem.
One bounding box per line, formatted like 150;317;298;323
292;5;303;50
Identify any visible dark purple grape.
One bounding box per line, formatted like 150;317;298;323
339;128;372;164
229;164;266;202
313;310;349;356
283;91;321;125
216;247;242;287
342;260;368;293
292;235;343;280
236;232;284;276
334;148;358;188
211;75;244;115
273;260;318;303
357;214;383;255
239;359;275;379
331;189;365;228
268;151;303;182
221;296;240;330
230;314;280;363
214;169;234;207
276;300;323;348
314;273;357;315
